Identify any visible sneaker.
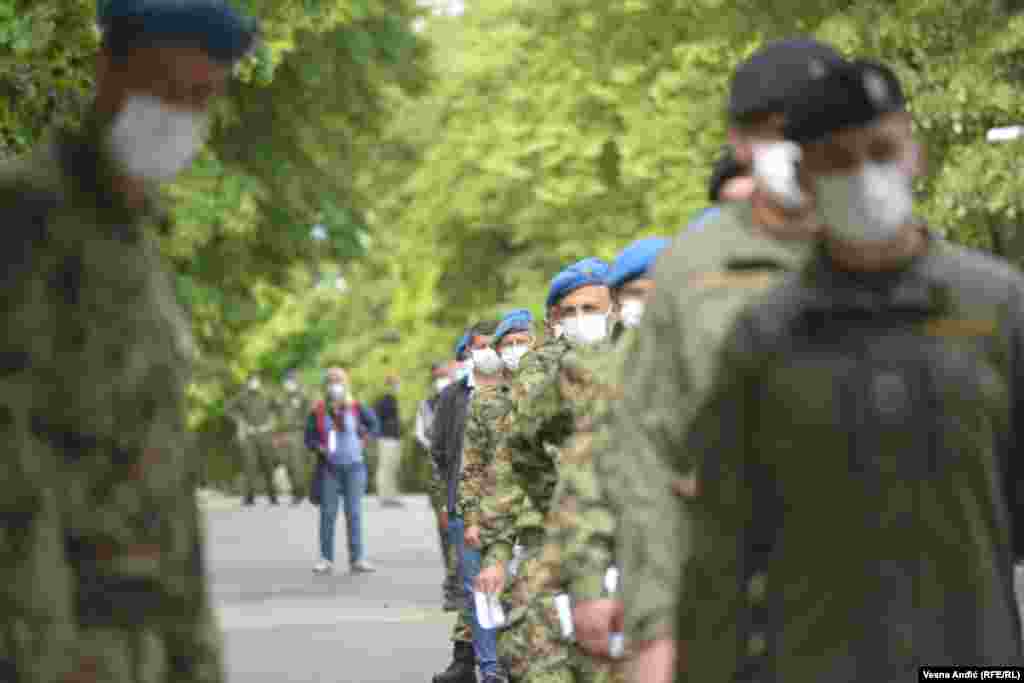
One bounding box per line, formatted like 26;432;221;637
312;558;334;575
350;559;376;573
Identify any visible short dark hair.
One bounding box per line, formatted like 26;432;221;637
708;148;748;202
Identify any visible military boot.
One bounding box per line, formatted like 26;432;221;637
243;493;256;506
432;641;477;683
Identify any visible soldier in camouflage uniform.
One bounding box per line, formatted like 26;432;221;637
226;374;280;505
610;40;843;683
0;1;254;680
534;238;668;683
672;58;1024;681
475;259;613;683
272;369;311;504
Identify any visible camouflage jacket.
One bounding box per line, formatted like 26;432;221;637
225;388;275;436
613;201;809;642
272;389;310;434
480;338;567;568
1;125;222;681
456;382;514;527
680;236;1024;679
537;329;631;601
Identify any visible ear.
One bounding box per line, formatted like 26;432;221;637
728;128;752;167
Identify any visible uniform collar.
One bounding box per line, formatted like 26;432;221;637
797;230;947;315
53;116;170;240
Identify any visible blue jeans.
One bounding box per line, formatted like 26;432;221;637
319;462;367;564
449;516;500;676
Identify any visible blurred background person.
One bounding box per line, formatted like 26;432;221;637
373;372;405;507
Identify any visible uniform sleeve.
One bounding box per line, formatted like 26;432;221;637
480;438;525;568
677;316;764;659
457;402;490;526
613;264;697;642
542;445;615;601
0;187;80;680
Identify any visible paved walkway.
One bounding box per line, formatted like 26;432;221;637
204;493;454;682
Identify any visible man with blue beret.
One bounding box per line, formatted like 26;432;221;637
611;39;847;683
475;259;619;683
0;1;255;680
671;57;1024;680
605;237;670;337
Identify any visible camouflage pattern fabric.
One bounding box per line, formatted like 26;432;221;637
272;389;312;499
612;201;808;643
490;338;614;682
678;235;1024;679
0;124;223;680
457;382;514;528
225;387;278;500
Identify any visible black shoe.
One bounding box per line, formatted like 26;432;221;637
243;494;256;506
292;495;306;506
269;496;280;505
432;642;477;683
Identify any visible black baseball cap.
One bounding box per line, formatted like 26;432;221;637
784;59;907;144
728;38;845;124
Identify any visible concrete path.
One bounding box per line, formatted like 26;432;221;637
204;493;454;683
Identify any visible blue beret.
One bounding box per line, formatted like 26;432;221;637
606;238;669;289
98;0;256;63
494;309;534;344
454;331;471;359
686;206;721;234
545;258;610;310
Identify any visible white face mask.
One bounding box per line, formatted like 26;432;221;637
108;94;208;182
434;378;452;393
327;383;347;401
471;348;503;375
454;361;474;383
751;140;805;210
618;299;646;329
500;345;530;371
247;378;261;391
562;313;609;346
814;162;914;244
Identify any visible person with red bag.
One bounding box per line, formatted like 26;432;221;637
305;366;380;575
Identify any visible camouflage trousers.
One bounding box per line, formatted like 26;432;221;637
237;433;279;500
276;434;311;500
500;555;625;683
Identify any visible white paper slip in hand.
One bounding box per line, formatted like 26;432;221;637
474;592;505;629
554;593;574;640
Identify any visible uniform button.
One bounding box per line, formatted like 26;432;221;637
747;633;767;657
747;573;767;602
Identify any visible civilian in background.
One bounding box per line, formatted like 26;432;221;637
374;373;404;507
306;367;380;575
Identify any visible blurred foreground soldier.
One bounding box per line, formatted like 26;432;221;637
373;373;404;506
226;374;280;505
417;362;459;609
535;238;668;678
0;0;254;679
432;324;499;683
613;38;845;683
676;58;1024;681
272;369;311;504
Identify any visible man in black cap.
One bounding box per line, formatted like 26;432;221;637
0;1;254;680
609;38;846;683
677;58;1024;680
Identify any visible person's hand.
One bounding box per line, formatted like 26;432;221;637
627;637;676;683
464;525;481;548
572;599;623;659
438;509;449;531
475;562;505;594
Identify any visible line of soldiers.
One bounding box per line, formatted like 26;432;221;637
224;370;313;506
427;36;1024;683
